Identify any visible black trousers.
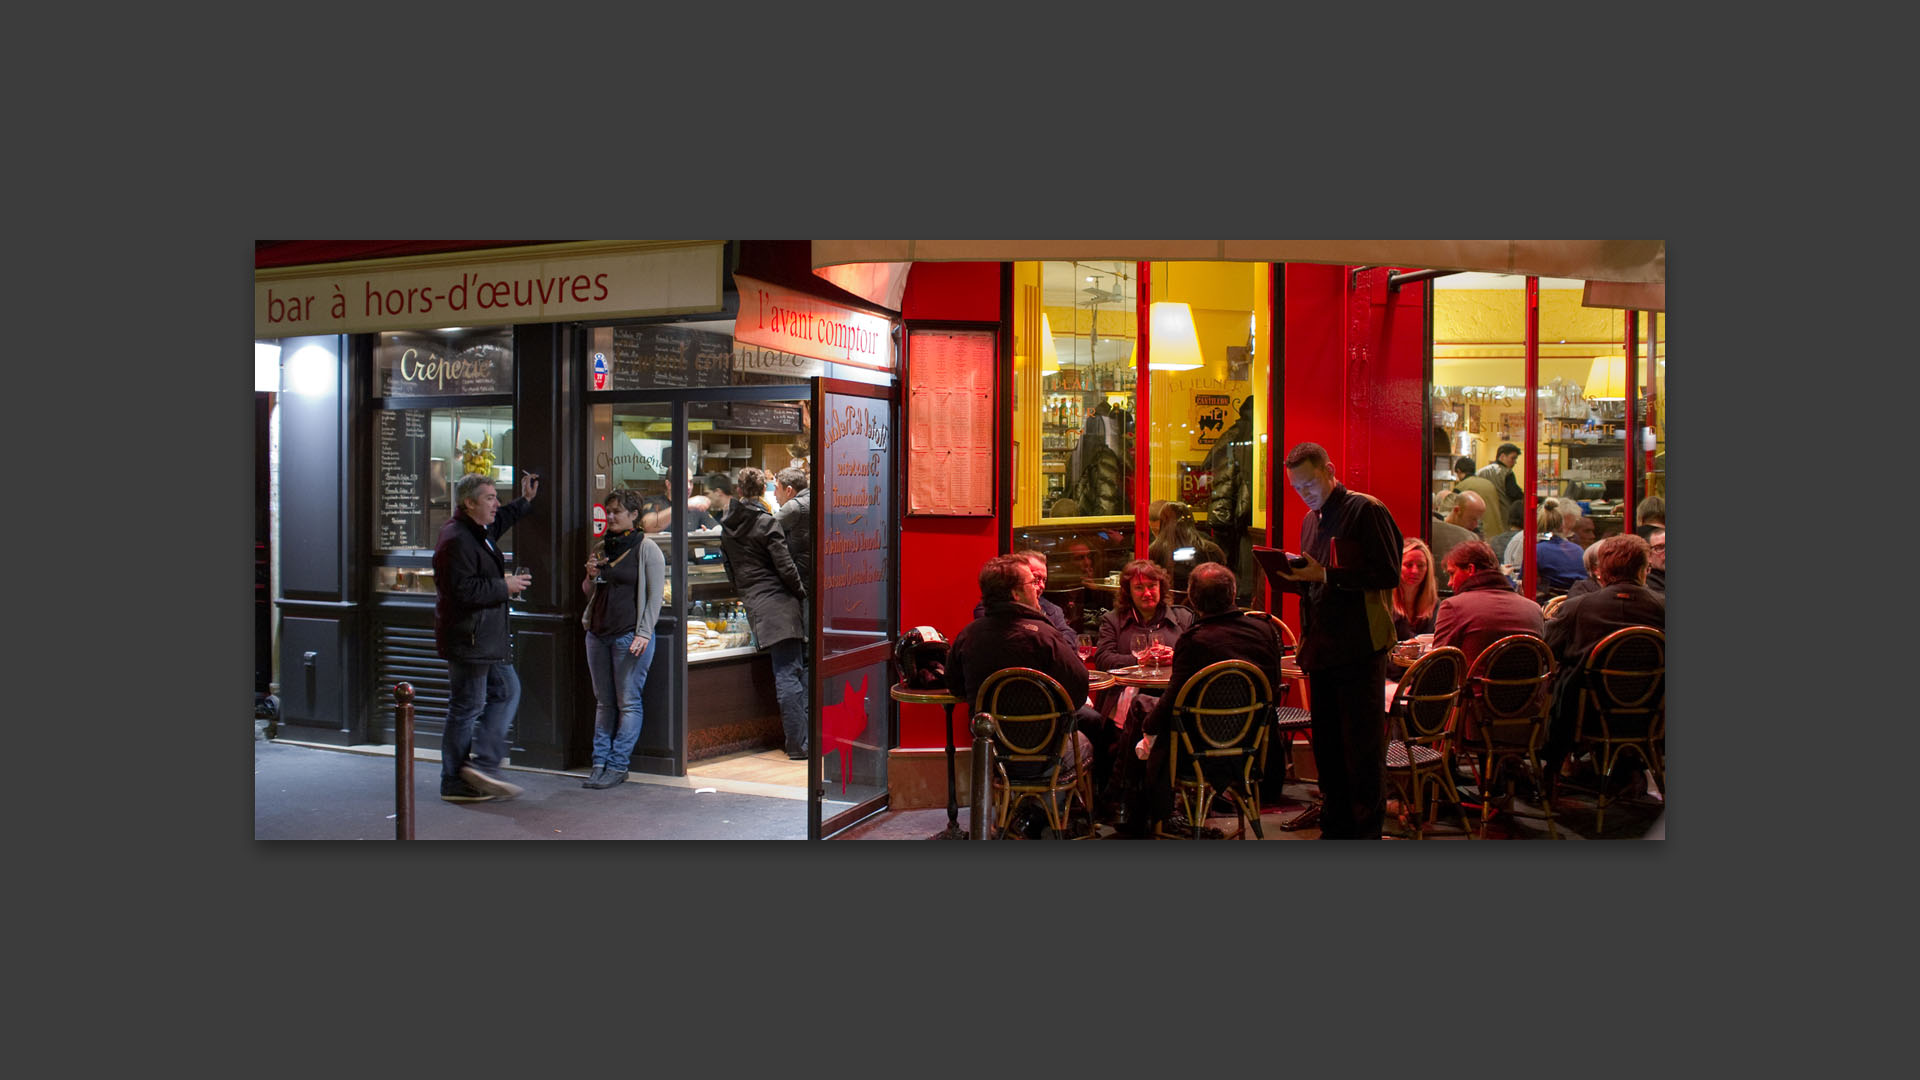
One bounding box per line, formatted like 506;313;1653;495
1307;651;1389;839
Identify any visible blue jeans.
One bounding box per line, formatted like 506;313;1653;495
770;637;809;756
442;659;522;782
587;630;656;771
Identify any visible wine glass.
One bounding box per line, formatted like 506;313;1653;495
1145;630;1171;674
509;562;531;602
1131;636;1153;672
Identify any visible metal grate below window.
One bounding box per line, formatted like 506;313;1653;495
376;624;451;740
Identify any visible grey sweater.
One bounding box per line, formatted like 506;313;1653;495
584;533;665;639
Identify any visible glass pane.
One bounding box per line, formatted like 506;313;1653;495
374;327;513;397
679;400;809;666
1533;281;1617;599
818;389;891;660
1633;311;1667;535
1145;261;1262;604
373;404;514;592
1431;274;1531;584
1014;260;1135;524
819;654;892;823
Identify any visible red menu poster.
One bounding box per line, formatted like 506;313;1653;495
907;329;996;516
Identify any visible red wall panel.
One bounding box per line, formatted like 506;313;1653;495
1274;264;1428;632
901;261;1002;322
897;260;1002;747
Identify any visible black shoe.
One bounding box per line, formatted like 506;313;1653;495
601;769;629;788
461;764;523;800
583;765;607;789
786;752;807;761
440;777;495;803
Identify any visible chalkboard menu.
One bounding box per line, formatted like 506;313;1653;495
688;401;805;433
375;409;432;549
375;330;514;397
605;325;733;389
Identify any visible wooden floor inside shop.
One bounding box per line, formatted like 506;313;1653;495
687;747;808;788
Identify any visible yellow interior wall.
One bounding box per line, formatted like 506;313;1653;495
1147;261;1259;516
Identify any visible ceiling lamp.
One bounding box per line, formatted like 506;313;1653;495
1584;354;1626;400
1146;301;1205;371
1040;312;1060;373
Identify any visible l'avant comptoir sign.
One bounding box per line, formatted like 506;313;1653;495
731;274;894;373
255;241;725;337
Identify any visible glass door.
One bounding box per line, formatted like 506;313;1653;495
811;377;899;838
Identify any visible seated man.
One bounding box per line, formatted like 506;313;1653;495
1541;532;1666;790
1431;489;1485;570
1124;563;1285;836
973;548;1075;642
947;554;1102;836
1645;528;1666;595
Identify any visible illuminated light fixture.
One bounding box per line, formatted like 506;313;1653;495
1126;303;1206;372
254;341;281;392
1584;354;1627;400
1147;299;1205;372
1040;313;1060;373
286;344;336;396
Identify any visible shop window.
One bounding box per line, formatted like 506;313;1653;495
1142;261;1266;605
1008;261;1137;611
1632;311;1666;528
1432;276;1532;570
371;328;515;595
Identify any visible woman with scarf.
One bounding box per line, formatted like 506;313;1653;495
579;488;665;789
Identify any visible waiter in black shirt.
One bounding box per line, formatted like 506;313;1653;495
1268;442;1404;839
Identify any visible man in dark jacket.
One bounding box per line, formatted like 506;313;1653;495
1269;442;1404;839
1542;532;1665;787
432;469;540;802
947;554;1101;833
721;466;809;759
1433;539;1544;674
1130;563;1285;834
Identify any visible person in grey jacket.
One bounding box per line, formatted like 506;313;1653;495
432;469;540;802
579;488;665;789
774;467;812;584
721;466;810;759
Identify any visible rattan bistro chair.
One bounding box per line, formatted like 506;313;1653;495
975;667;1095;839
1457;635;1559;839
1256;612;1314;784
1571;626;1665;833
1161;660;1274;839
1384;646;1470;839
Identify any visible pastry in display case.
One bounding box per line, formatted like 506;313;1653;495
656;531;760;664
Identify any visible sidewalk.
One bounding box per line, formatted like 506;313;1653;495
254;737;807;840
254;734;1662;840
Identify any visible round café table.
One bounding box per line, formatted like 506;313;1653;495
890;684;969;839
1106;666;1171;691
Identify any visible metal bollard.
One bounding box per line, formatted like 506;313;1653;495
969;713;994;841
394;683;415;840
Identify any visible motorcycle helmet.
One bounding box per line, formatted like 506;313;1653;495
895;626;950;690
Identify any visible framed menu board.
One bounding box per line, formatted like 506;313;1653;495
906;328;996;517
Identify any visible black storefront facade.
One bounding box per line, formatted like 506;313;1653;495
260;240;902;836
